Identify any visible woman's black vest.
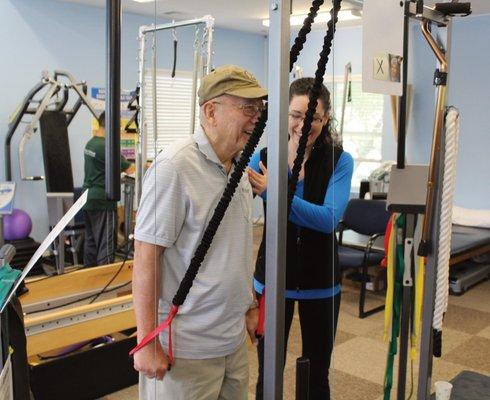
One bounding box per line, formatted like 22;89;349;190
254;142;343;290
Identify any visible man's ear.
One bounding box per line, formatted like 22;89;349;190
202;101;217;126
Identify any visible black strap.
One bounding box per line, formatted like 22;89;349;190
287;0;342;216
171;0;342;307
171;40;178;78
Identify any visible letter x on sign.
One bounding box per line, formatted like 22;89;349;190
376;58;384;75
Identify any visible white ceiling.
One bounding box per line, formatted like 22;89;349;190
57;0;490;34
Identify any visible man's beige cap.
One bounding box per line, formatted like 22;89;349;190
198;65;267;106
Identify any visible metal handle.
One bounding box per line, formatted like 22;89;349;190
418;20;448;256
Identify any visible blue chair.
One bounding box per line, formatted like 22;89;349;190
338;199;391;318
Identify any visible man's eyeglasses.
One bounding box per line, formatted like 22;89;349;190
213;101;266;117
288;111;324;125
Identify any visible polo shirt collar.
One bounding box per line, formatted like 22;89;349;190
193;125;241;170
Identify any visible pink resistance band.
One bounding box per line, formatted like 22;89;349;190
129;305;179;365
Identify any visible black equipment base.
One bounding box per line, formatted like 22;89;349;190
30;337;138;400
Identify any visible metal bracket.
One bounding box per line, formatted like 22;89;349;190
433;69;447;86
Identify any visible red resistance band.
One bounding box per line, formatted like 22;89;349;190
129;304;179;365
256;290;266;337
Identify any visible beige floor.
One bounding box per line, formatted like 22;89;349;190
101;226;490;400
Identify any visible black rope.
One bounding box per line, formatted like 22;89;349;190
171;40;178;78
171;0;340;308
287;0;342;216
290;0;325;71
173;110;268;305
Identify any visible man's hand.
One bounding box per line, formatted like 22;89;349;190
247;161;268;196
133;340;170;380
246;307;259;347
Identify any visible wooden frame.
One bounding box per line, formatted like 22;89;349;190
21;261;133;312
20;261;135;358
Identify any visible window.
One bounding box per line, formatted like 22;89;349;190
143;69;199;159
329;75;384;189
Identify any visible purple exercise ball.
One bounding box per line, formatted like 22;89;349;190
3;208;32;241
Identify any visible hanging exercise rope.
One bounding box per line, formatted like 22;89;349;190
130;0;342;361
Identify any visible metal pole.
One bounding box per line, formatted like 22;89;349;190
396;214;415;399
151;33;157;170
141;17;212;35
18;82;60;181
0;217;4;247
339;62;351;144
418;18;453;399
135;27;146;205
123;180;134;254
5;80;48;181
397;1;410;169
205;18;214;74
296;357;310;400
418;21;448;256
105;0;121;201
265;1;290;399
417;140;444;399
190;30;200;135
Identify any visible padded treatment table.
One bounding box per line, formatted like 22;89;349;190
449;225;490;265
341;224;490;263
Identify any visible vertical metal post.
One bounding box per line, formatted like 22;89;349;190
339;62;351;144
0;316;3;369
0;217;4;247
205;23;214;74
397;1;410;169
417;142;444;399
296;357;310;400
190;31;200;135
135;27;146;206
265;1;290;399
123;181;134;254
418;21;453;399
106;0;122;201
55;197;65;274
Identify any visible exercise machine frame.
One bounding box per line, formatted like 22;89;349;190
135;16;215;204
386;1;471;399
4;71;99;274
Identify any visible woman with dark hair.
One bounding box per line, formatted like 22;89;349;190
247;78;353;399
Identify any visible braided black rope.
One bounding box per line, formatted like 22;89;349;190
172;0;340;307
173;110;268;305
290;0;325;70
287;0;342;215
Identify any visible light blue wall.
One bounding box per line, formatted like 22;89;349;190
293;25;364;77
443;15;490;209
388;15;490;209
290;18;490;209
3;0;488;241
0;0;266;241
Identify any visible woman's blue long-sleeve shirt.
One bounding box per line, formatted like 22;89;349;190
249;149;354;299
249;150;353;232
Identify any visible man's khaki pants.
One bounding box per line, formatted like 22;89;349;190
139;341;249;400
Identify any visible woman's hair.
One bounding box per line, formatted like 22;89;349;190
289;77;339;147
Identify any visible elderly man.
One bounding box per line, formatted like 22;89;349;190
132;65;267;400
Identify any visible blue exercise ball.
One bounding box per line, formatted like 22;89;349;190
3;208;32;241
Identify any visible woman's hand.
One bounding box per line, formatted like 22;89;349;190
247;161;268;196
246;307;259;347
